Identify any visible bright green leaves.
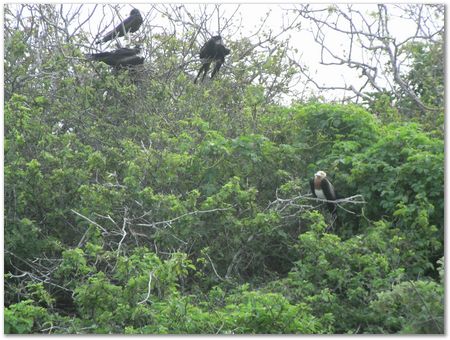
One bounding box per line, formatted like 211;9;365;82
279;220;406;333
74;272;123;321
23;283;55;308
55;247;198;332
347;123;443;276
54;249;93;287
300;211;328;234
221;290;324;334
4;12;444;333
124;287;329;334
4;300;51;334
293;103;379;145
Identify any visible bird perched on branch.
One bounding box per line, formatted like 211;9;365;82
194;35;230;83
86;47;144;68
310;170;338;218
96;8;143;45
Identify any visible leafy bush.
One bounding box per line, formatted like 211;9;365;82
349;123;443;275
4;300;51;334
368;257;444;335
265;213;406;333
4;4;443;334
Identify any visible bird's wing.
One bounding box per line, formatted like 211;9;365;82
126;14;143;33
118;56;144;66
216;45;230;60
86;52;115;65
113;48;139;57
117;14;139;32
199;42;209;59
86;51;112;61
199;39;217;59
309;178;316;197
321;178;336;201
98;15;133;43
98;29;118;43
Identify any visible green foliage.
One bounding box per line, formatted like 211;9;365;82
220;288;329;334
4;4;443;334
348;123;443;275
4;300;51;334
54;249;93;287
74;272;123;321
23;283;55;308
266;214;405;333
369;278;444;334
363;91;400;125
397;37;445;129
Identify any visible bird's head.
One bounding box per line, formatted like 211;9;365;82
314;171;327;179
212;35;223;44
130;8;140;16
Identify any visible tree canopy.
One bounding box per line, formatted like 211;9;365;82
4;4;444;334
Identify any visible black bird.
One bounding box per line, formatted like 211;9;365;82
96;8;143;45
310;170;338;217
86;47;144;68
194;35;230;83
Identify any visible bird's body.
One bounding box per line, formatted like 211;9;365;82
313;188;326;200
86;47;144;68
194;36;230;83
199;36;228;59
96;9;143;45
310;171;337;216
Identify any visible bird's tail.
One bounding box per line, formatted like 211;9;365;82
85;53;105;61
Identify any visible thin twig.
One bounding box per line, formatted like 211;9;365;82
409;280;443;333
205;253;225;281
137;207;233;229
71;209;108;233
116;209;128;255
138;271;154;304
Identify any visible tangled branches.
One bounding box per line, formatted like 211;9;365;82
266;190;366;218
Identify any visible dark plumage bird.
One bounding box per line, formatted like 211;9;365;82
310;170;338;216
194;35;230;83
96;8;143;45
86;47;144;68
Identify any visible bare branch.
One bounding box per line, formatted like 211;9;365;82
290;4;443;109
205;253;226;282
136;207;234;229
116;209;128;255
138;271;154;304
71;209;108;234
267;192;366;217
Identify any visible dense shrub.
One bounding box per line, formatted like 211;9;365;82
4;4;443;334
